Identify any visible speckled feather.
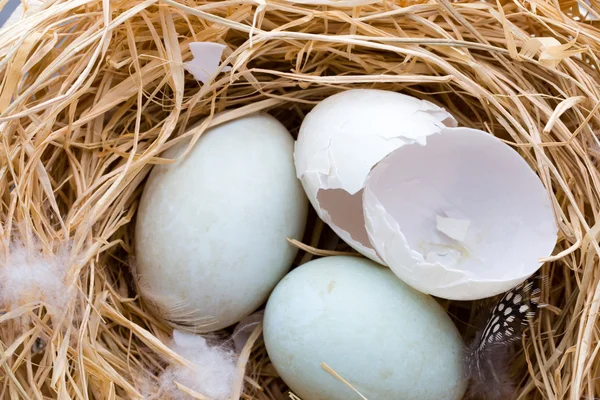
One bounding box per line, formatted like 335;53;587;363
477;279;541;351
465;277;544;400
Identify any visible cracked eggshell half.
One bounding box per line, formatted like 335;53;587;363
294;89;457;262
363;127;558;300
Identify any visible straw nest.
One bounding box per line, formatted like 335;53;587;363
0;0;599;398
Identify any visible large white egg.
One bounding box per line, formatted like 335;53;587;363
263;256;466;400
135;113;308;332
294;89;557;300
294;89;457;262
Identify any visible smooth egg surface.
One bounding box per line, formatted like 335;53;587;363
135;113;308;332
264;256;466;400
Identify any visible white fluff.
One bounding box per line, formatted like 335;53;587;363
157;330;237;400
0;239;71;311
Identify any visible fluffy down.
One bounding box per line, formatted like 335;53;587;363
0;239;72;312
154;330;237;400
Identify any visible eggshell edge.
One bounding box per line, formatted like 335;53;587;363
294;89;457;262
362;127;558;300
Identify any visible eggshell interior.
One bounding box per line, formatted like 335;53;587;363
294;89;456;261
363;127;558;300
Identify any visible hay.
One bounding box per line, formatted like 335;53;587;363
0;0;599;398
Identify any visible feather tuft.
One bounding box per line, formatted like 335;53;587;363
0;238;73;313
143;330;238;400
464;276;545;400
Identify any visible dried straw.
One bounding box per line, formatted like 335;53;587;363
0;0;599;398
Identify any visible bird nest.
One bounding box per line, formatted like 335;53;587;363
0;0;599;399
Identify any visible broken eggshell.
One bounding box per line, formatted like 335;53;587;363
184;42;231;84
363;127;558;300
294;89;457;262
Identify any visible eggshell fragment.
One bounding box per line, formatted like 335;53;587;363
294;89;456;261
436;215;471;242
184;42;231;84
263;256;466;400
363;127;558;300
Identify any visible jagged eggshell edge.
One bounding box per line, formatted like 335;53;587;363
294;89;457;262
362;127;558;300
